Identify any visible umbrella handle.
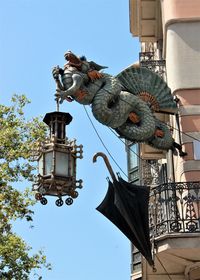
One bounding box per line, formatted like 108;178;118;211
93;152;116;181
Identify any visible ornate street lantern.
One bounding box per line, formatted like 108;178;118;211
33;109;83;207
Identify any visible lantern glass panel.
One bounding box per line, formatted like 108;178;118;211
70;156;75;177
55;151;69;176
44;151;53;175
38;155;43;176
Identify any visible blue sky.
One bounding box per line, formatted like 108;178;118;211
0;1;140;279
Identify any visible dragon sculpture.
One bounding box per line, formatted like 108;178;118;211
52;51;179;151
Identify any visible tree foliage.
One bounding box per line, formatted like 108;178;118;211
0;94;51;279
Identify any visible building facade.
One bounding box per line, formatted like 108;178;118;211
128;1;200;279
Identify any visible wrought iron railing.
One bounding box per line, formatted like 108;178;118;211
139;51;166;78
149;181;200;238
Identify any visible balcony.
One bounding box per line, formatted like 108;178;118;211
143;181;200;280
149;181;200;237
139;52;166;78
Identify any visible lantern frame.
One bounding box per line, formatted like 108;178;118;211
33;111;83;205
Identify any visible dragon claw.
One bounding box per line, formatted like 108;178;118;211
59;99;64;104
52;66;60;80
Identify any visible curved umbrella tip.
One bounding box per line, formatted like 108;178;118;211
92;152;116;181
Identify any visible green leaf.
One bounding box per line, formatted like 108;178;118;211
0;94;51;278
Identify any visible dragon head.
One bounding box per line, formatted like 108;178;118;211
64;50;107;73
64;50;83;70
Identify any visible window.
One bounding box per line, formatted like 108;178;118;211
128;145;141;278
131;244;142;273
128;144;138;169
127;143;139;183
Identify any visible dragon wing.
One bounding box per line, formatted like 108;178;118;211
89;61;108;71
116;66;177;114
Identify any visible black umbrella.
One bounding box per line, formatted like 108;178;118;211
93;152;154;267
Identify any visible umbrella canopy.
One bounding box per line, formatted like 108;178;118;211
94;153;154;267
96;179;142;249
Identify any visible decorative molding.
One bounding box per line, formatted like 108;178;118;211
185;262;200;280
179;105;200;116
182;132;200;143
181;160;200;174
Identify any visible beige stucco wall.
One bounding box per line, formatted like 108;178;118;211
165;22;200;93
164;20;200;181
172;89;200;181
161;0;200;28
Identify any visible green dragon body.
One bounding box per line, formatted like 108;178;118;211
52;51;178;151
